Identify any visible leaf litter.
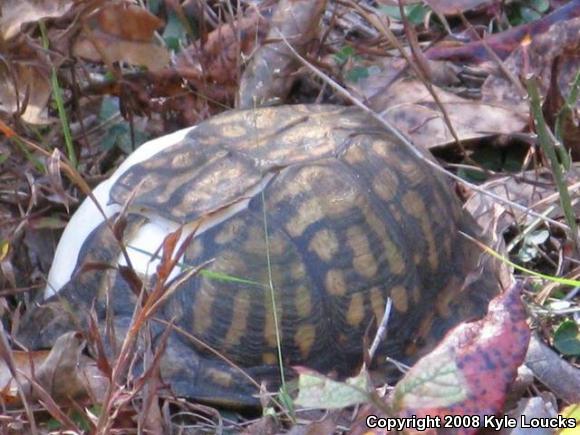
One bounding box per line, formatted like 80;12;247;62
0;0;579;433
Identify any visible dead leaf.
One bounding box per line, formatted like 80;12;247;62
367;79;527;149
175;10;269;87
1;332;109;406
26;331;108;404
92;1;163;41
482;15;580;114
0;61;51;124
391;282;530;435
0;347;48;406
0;0;73;40
238;0;328;108
73;2;169;72
464;164;580;236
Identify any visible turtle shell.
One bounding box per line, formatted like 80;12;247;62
22;105;499;406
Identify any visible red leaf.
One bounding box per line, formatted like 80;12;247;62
392;282;530;435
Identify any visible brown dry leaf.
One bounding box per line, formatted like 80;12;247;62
1;332;109;406
238;0;328;108
0;348;47;406
464;164;580;235
482;16;580;117
73;2;169;72
175;10;269;87
0;61;51;124
368;79;527;149
0;0;73;40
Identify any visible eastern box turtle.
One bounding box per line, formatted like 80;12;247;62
20;105;499;407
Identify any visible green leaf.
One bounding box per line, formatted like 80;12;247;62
379;3;429;24
163;9;186;52
530;0;550;13
98;97;149;153
554;321;580;356
407;4;429;25
99;96;120;121
147;0;162;15
346;66;370;83
333;46;356;64
520;6;542;23
294;369;371;409
380;5;403;20
526;229;549;245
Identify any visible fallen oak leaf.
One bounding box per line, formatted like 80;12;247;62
73;1;169;72
392;282;530;435
366;79;527;149
23;332;108;405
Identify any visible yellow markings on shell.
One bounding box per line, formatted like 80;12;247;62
370;287;385;323
295;285;312;318
400;159;425;185
325;269;347;296
346;292;365;326
192;288;214;335
216;251;247;277
402;191;438;270
364;210;405;275
182;163;247;203
264;295;281;347
214;218;243;245
224;291;251;347
371;140;392;158
267;232;286;256
372;169;399;202
261;127;334;163
346;225;378;278
291;261;307;281
390;285;409;313
222;124;247;138
262;352;277;365
206;367;233;387
343;143;366;164
294;324;316;358
285;197;325;237
308;228;339;262
171;152;194;169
